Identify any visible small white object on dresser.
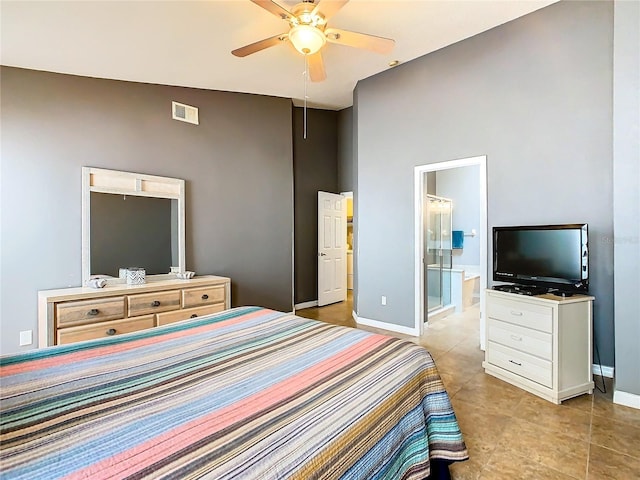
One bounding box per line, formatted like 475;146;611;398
482;289;595;404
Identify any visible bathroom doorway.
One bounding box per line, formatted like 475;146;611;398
414;156;488;350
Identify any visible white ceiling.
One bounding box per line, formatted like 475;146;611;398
1;0;557;110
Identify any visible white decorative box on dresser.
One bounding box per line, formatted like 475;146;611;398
483;289;594;404
38;276;230;347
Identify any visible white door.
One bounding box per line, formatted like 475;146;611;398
318;191;347;306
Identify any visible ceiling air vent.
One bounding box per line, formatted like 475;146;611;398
172;101;199;125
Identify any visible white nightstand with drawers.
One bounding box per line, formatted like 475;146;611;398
482;289;594;404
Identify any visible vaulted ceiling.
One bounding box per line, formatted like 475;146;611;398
1;1;557;109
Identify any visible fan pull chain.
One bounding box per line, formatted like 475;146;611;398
303;54;308;140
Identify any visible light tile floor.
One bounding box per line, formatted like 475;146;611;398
297;294;640;480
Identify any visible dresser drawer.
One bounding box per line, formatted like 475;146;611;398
487;296;552;333
487;341;552;388
157;304;226;326
128;290;181;317
182;285;225;308
56;297;125;328
488;319;552;360
57;315;156;345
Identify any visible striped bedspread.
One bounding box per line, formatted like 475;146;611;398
1;307;467;479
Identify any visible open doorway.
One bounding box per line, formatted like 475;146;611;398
342;191;354;294
296;190;353;325
414;156;488;350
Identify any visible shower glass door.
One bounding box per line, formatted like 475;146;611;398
425;195;453;315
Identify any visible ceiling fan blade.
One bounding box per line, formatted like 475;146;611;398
325;28;395;54
232;33;288;57
312;0;349;22
307;51;326;82
250;0;295;21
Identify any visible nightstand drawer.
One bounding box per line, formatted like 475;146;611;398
487;296;552;333
56;297;125;328
128;290;181;317
182;285;225;308
488;319;552;360
57;315;156;345
157;304;226;326
487;341;552;388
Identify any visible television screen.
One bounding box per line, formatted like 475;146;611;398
493;224;588;293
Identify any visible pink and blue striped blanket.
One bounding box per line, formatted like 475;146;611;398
1;307;467;479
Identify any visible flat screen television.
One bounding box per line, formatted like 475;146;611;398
493;224;589;294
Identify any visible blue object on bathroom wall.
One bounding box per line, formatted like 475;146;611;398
452;230;464;249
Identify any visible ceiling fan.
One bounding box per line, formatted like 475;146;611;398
232;0;395;82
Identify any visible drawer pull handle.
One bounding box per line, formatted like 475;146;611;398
201;294;209;300
190;314;198;319
106;328;117;336
510;334;523;341
151;300;161;307
510;310;523;316
508;359;522;366
88;309;99;316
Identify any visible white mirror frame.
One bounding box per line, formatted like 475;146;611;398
81;167;186;285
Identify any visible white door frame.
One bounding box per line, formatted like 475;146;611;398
414;156;488;350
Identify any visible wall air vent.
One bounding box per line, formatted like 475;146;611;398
172;101;199;125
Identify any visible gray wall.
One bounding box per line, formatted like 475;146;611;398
435;166;481;266
1;67;294;354
613;1;640;396
337;107;356;307
337;107;354;193
351;91;360;313
355;1;616;366
293;107;339;305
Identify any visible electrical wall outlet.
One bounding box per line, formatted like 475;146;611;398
381;295;387;306
19;330;33;346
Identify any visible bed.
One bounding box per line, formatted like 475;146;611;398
1;307;468;479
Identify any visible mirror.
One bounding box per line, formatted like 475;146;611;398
82;167;185;285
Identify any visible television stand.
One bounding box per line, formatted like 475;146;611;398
483;289;595;404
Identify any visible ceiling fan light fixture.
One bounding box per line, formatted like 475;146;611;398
289;25;326;55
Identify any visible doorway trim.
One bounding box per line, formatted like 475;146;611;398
414;155;488;349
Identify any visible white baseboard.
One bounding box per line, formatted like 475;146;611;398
613;390;640;410
592;364;615;378
356;315;419;337
294;300;318;310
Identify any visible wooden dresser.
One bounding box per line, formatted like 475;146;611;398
38;276;231;347
483;289;594;404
